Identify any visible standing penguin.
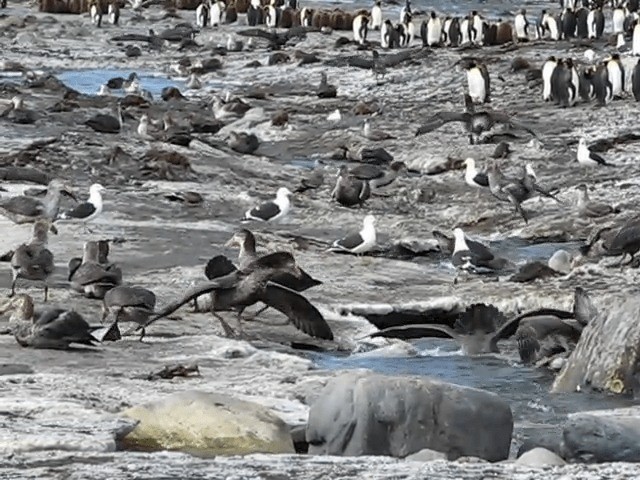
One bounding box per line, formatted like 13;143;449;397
90;0;103;27
462;59;490;104
613;5;626;34
541;10;561;40
632;59;640;100
446;17;461;46
264;0;279;28
196;0;210;28
633;19;640;55
575;6;588;38
551;58;579;107
210;0;225;26
470;11;485;45
586;64;613;106
605;54;625;98
561;8;577;38
579;66;595;102
371;1;382;30
108;1;119;25
587;6;604;38
395;23;407;47
460;14;471;45
425;11;442;46
403;12;416;46
399;0;411;24
353;14;369;45
542;56;558;101
248;0;263;26
514;9;529;40
381;19;392;48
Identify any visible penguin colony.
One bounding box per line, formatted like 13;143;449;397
187;0;640;103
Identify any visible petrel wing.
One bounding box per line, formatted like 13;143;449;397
415;112;470;136
139;273;242;330
369;323;459;340
260;284;333;340
492;308;574;341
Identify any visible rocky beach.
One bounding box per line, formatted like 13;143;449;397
1;0;640;477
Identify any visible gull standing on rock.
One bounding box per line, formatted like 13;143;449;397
242;187;292;223
58;183;105;233
330;214;377;255
575;184;620;218
451;227;511;275
463;158;489;190
577;138;615;167
363;118;396;141
0;179;75;225
10;220;55;301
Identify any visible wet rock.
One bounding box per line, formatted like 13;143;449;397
405;448;448;462
120;391;295;457
561;414;640;463
552;296;640;395
516;447;566;466
306;371;513;461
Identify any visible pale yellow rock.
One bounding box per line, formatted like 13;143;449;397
120;391;295;457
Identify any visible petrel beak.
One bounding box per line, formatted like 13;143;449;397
224;237;236;248
292;264;304;279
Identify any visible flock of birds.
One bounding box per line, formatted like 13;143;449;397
1;0;640;372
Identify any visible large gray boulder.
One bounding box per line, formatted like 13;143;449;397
305;371;513;461
561;413;640;463
120;391;295;457
552;296;640;394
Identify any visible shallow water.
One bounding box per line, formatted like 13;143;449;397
56;69;187;98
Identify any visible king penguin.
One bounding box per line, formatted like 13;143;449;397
460;14;471;45
613;5;626;34
353;14;369;45
551;58;579;107
514;8;529;41
587;6;604;39
587;64;613;106
561;8;576;39
605;54;625;99
633;19;640;55
381;19;392;48
542;56;558;101
371;1;382;30
462;59;490;104
424;11;442;46
196;0;210;28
